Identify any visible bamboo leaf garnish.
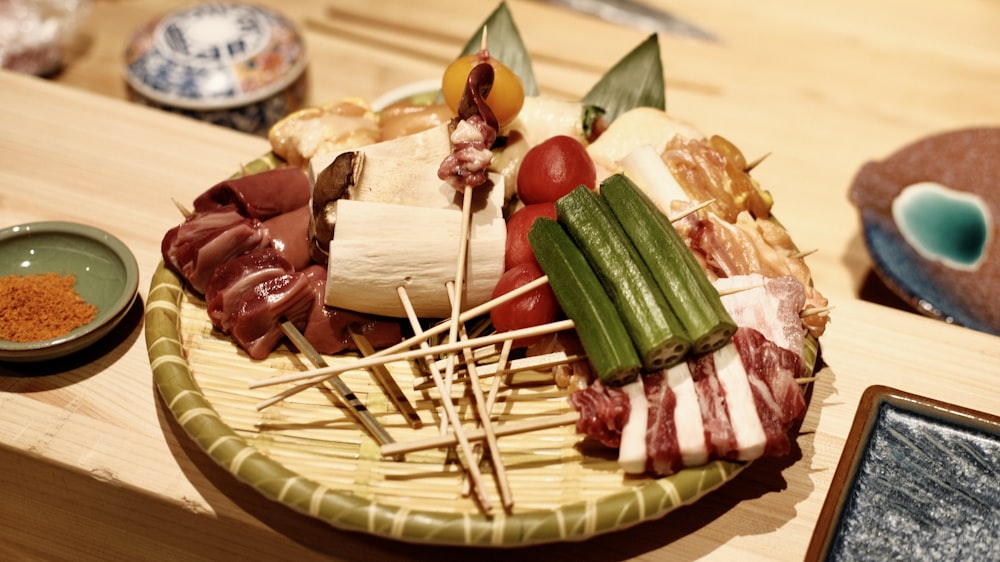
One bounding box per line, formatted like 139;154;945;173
459;2;539;97
582;34;666;124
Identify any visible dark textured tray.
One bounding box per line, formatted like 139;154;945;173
806;385;1000;561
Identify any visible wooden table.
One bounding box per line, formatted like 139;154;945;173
2;0;998;560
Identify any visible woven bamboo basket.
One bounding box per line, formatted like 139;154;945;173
144;153;816;546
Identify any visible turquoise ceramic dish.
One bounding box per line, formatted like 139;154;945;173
849;128;1000;336
0;221;139;362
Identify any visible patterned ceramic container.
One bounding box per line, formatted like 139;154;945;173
124;3;308;136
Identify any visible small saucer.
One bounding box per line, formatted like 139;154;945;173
0;221;139;362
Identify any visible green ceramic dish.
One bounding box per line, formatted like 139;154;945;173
0;221;139;362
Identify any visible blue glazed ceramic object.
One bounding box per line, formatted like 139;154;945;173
124;3;308;136
849;128;1000;336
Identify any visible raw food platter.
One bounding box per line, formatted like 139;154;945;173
145;153;818;547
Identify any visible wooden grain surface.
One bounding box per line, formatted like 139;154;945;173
2;0;999;560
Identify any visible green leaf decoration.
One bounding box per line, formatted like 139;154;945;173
583;34;666;124
459;2;539;97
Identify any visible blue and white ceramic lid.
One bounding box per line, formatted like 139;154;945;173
124;3;307;110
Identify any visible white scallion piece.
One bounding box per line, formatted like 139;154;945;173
617;379;649;474
619;144;689;213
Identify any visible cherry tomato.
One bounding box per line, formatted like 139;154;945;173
442;51;525;127
490;262;560;347
516;135;597;204
504;202;557;270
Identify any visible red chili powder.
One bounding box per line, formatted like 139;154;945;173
0;273;98;343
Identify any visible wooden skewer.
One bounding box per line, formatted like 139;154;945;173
744;152;771;172
252;275;553;405
278;321;396;447
462;338;513;499
382;412;580;457
347;327;422;429
447;282;514;511
250;319;575;389
429;343;499;371
173;199;193;218
800;305;835;318
415;350;586;391
486;339;513;415
667;198;716;222
439;187;477;431
789;249;818;260
397;285;494;512
716;283;765;297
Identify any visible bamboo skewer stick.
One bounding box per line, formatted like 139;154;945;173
429;343;500;371
278;321;396;447
251;319;576;389
253;196;708;399
744;152;771;172
397;285;494;512
801;305;835;318
252;275;554;407
789;249;818;260
348;327;422;429
439;187;476;431
415;350;585;391
716;283;765;297
447;282;514;511
667;198;715;221
462;338;513;498
381;412;580;457
486;339;513;416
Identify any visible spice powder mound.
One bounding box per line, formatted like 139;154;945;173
0;273;98;343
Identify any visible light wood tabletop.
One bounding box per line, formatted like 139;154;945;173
2;0;999;560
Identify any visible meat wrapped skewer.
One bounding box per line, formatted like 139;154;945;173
570;328;806;476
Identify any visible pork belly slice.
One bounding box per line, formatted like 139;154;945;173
714;273;806;359
569;328;806;476
193;167;311;221
230;272;315;360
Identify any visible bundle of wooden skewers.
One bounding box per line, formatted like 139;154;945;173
244;193;828;515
